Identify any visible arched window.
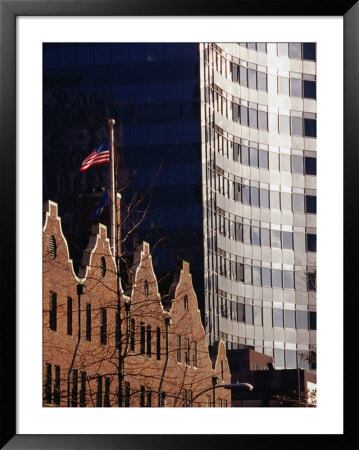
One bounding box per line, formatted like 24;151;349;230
144;280;149;297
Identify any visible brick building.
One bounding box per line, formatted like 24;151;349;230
43;200;231;407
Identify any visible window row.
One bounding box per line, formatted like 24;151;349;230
217;298;316;330
176;335;198;367
209;129;317;175
231;63;267;92
278;77;316;99
210;170;317;213
139;321;161;360
216;215;316;252
278;43;316;61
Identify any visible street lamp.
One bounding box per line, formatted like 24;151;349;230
186;382;254;407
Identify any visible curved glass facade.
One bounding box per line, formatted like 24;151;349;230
200;43;316;369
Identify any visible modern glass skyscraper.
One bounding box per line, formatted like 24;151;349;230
43;42;316;369
200;43;316;369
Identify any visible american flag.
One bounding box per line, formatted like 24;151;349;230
79;140;110;172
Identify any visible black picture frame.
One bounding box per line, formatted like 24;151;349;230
1;0;356;448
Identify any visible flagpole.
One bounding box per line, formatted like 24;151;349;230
108;118;116;259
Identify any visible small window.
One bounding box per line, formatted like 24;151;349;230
144;280;149;297
49;235;57;259
184;295;189;310
100;257;106;277
49;292;57;332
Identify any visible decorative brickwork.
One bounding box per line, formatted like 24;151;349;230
43;201;231;407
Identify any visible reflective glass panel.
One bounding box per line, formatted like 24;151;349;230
284;310;296;328
272;269;282;288
289;43;302;59
259;150;269;169
263;308;272;327
250;148;258;167
273;309;283;327
254;306;262;326
257;72;267;91
261;228;270;247
296;311;308;330
292;155;304;174
245;305;253;325
283;271;294;289
278;77;289;95
274;349;285;368
251;227;260;246
251;187;259;207
291;117;303;136
304;80;316;99
290;79;302;97
262;268;271;286
260;189;270;208
253;267;261;286
282;231;293;249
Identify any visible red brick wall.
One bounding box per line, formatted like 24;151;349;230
43;201;231;407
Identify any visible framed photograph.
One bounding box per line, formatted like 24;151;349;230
1;0;355;448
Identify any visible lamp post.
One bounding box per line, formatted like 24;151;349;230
186;382;254;407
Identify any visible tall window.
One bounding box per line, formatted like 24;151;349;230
124;382;131;407
130;318;135;351
86;303;91;341
104;378;110;407
177;335;181;362
140;385;145;407
156;327;161;360
49;292;57;331
67;297;72;335
146;324;152;356
193;341;197;367
140;322;145;355
184;338;190;365
159;391;166;407
147;390;152;407
96;376;103;407
54;365;60;405
45;363;52;403
100;308;107;345
144;280;149;297
80;372;86;407
184;295;189;310
71;369;78;407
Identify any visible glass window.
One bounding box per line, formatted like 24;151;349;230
240;66;247;87
303;43;316;61
283;271;294;289
240;106;248;126
291;117;303;136
242;185;250;205
290;79;302;97
304;119;317;137
233;103;239;122
294;233;306;252
285;350;297;369
292;156;304;174
250;148;258;167
261;228;270;247
307;234;317;252
232;63;239;83
305;157;316;175
269;152;279;171
284;310;296;328
293;194;305;213
270;191;280;210
262;268;271;287
249;109;258;128
241;145;249;165
282;231;293;250
235;222;243;241
273;309;283;328
289;43;302;59
309;312;316;330
245;305;253;325
238;303;245;322
247;43;256;50
280;154;291;172
251;227;260;246
257;43;267;53
243;225;251;245
307;272;316;291
233;143;240;161
253;267;261;286
272;269;282;288
278;43;288;57
296;311;308;330
259;150;269;169
257;72;267;91
278;77;289;95
263;308;272;327
251;187;259;207
274;349;285;369
304;80;316;99
254;306;262;326
248;69;257;90
260;189;270;208
281;193;292;211
258;111;268;130
279;115;290;134
244;265;252;284
306;195;317;214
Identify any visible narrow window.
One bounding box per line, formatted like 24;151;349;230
221;360;224;380
124;382;131;407
80;372;86;407
54;365;60;405
71;369;78;407
206;395;211;407
140;386;145;407
177;335;181;362
159;391;166;407
182;389;187;407
140;322;145;355
116;312;121;349
146;324;152;357
49;292;57;331
96;376;103;407
146;389;152;407
307;272;316;291
184;294;189;310
156;327;161;360
193;341;197;367
45;363;52;403
130;318;135;351
86;303;91;341
184;338;190;365
100;308;107;345
104;378;110;407
67;297;72;335
144;279;149;297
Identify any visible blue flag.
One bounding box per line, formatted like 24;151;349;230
91;190;110;220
